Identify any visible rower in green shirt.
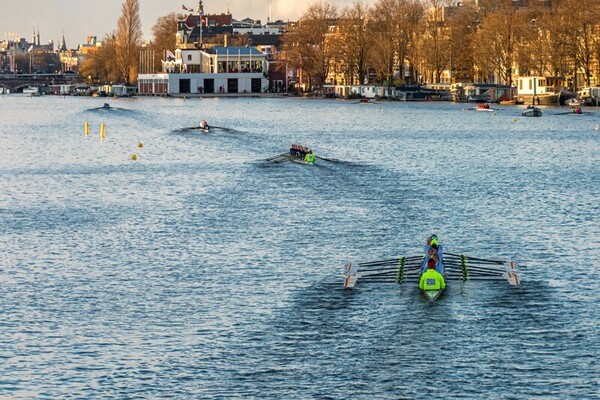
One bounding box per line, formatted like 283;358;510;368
419;258;446;291
304;151;316;164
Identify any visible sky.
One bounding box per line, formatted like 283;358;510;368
0;0;373;48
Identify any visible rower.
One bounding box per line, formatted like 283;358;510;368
419;258;446;291
422;234;445;274
199;119;210;130
304;150;316;164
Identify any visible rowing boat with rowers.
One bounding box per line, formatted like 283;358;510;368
343;252;521;302
265;144;317;165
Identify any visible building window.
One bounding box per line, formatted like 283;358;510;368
187;55;192;61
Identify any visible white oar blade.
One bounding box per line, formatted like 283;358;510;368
343;261;358;277
503;271;521;286
344;274;358;289
343;262;359;289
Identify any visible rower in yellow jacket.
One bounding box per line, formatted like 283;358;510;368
419;258;446;291
304;151;316;164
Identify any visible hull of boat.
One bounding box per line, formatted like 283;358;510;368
283;154;313;165
422;288;444;302
519;94;559;106
522;108;542;117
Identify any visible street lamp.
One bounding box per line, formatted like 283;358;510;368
4;32;19;78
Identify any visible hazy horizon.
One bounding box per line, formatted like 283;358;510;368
1;0;375;49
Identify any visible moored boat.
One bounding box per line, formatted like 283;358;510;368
522;105;542;117
23;86;40;96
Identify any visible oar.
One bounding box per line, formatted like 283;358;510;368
265;154;286;161
359;255;423;267
359;265;423;274
359;261;423;270
359;269;422;278
443;261;506;272
444;275;508;281
444;253;505;265
316;155;340;162
444;259;510;270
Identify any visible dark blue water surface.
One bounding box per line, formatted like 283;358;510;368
1;95;599;399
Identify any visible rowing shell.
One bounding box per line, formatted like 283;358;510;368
266;153;315;165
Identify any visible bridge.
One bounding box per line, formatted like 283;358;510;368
0;73;81;92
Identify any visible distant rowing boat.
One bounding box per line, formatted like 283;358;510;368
266;153;315;165
266;144;316;164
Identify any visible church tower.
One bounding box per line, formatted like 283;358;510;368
59;34;67;52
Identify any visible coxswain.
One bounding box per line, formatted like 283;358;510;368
304;150;316;164
419;258;446;291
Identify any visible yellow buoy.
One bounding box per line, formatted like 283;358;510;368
100;123;106;140
138;142;143;148
131;154;138;160
84;120;89;137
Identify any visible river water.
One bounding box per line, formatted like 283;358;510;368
1;95;599;398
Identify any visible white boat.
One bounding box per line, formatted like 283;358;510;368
22;86;40;96
522;106;542;117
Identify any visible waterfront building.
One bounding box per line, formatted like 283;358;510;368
138;0;270;95
139;45;268;95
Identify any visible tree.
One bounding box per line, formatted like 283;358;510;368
421;0;450;83
472;0;524;85
282;1;338;91
558;0;600;87
79;33;120;84
395;0;424;84
369;0;397;84
336;2;373;85
116;0;143;84
445;2;479;83
151;13;179;72
368;0;424;85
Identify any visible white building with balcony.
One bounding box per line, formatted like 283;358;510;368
138;46;269;95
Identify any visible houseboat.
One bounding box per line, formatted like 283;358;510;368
516;76;566;106
576;87;600;106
